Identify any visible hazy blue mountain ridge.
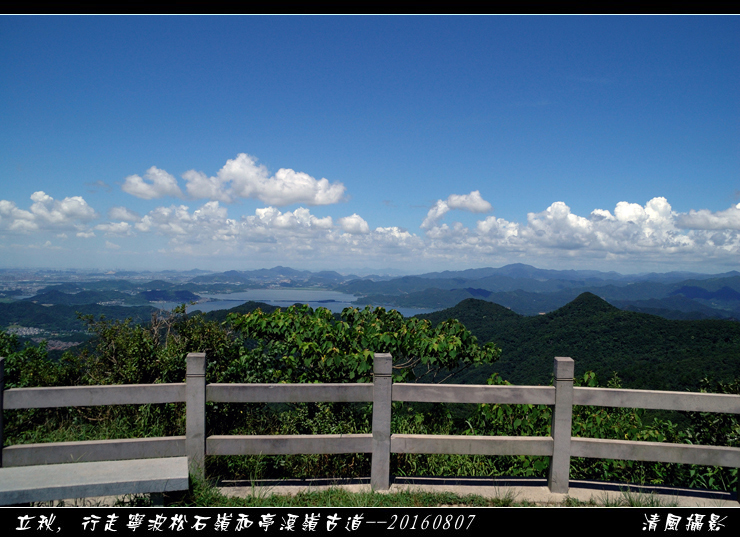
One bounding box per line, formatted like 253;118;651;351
343;265;740;320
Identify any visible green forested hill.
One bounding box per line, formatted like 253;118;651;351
0;301;157;331
197;300;279;322
24;289;150;306
417;293;740;391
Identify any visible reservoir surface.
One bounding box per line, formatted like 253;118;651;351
158;289;438;318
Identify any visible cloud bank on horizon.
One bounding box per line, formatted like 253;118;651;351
2;152;739;273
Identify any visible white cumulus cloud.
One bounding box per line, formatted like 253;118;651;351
95;222;133;236
415;196;740;270
121;199;429;265
421;200;451;230
182;169;232;203
0;200;36;231
422;190;492;229
128;153;347;206
0;192;97;232
108;207;141;222
248;206;333;231
122;167;184;200
338;214;370;234
476;216;520;240
205;153;346;206
447;191;492;213
29;191;97;224
676;203;740;230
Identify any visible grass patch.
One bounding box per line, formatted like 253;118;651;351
158;479;522;507
616;489;679;508
32;481;681;508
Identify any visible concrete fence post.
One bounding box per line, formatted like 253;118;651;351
548;356;574;494
186;352;207;481
371;352;392;491
0;357;4;468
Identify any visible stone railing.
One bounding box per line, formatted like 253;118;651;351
2;353;739;499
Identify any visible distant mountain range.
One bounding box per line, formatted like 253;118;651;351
415;263;740;283
189;267;360;285
339;264;740;320
11;263;740;322
4;263;740;340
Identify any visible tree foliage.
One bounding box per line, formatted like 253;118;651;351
227;304;501;383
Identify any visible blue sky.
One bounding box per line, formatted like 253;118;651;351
1;16;738;274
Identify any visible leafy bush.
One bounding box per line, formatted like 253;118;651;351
227;304;501;383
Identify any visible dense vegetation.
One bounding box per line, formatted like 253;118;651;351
417;294;740;391
0;301;157;332
1;301;738;495
24;289;151;306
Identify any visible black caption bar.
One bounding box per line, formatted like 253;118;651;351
1;507;736;535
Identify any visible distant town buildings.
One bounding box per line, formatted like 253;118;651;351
7;326;43;336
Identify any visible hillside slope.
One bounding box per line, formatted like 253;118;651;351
417;293;740;391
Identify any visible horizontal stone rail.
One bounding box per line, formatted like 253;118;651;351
392;383;555;404
391;434;553;456
207;434;373;455
571;438;740;467
3;383;185;409
3;437;186;467
207;383;373;403
573;387;740;413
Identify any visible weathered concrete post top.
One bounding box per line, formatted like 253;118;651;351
186;352;207;481
371;352;392;491
373;352;392;378
187;352;206;377
553;356;574;382
548;356;574;494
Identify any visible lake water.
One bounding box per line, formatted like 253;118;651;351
156;289;439;318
